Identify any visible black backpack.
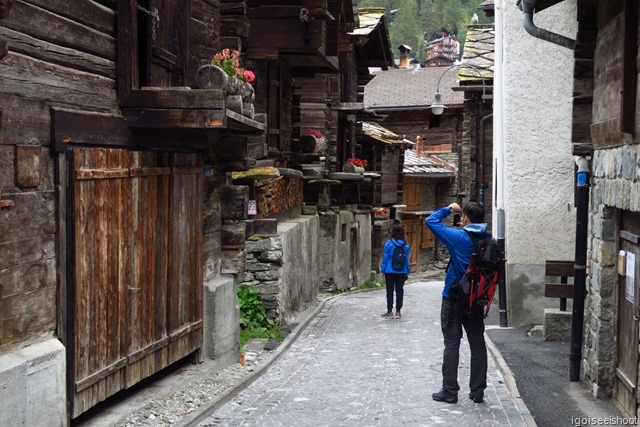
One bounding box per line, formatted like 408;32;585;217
449;231;504;317
391;240;408;271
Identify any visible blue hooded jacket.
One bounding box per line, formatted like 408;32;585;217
425;206;489;298
380;238;411;274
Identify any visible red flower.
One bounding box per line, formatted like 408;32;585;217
347;158;368;168
305;129;324;138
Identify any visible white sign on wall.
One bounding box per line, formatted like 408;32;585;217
626;251;636;303
248;200;257;216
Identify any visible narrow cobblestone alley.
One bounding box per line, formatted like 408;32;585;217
195;281;530;426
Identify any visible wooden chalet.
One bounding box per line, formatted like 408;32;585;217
424;35;461;67
365;36;493;264
0;0;267;421
402;144;457;272
364;63;464;210
0;0;396;422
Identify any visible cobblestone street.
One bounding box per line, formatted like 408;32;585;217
196;281;530;426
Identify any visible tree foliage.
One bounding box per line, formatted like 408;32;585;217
358;0;490;62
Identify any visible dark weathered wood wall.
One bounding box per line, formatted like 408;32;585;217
0;0;120;353
293;75;340;169
0;1;236;419
460;96;493;228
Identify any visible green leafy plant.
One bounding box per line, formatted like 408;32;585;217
360;279;383;290
237;285;282;349
211;49;255;83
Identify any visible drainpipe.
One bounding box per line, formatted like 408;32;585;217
479;113;493;206
517;0;576;50
494;0;508;327
570;157;590;381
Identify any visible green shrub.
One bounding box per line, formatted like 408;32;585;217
360;279;383;290
237;285;282;349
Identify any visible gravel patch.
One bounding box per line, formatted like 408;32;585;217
114;339;275;427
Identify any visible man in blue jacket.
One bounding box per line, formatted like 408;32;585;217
425;202;489;404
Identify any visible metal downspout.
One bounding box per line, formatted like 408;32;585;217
517;0;576;50
494;0;507;327
570;157;590;381
479;113;493;207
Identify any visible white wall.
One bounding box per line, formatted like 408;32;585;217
501;0;578;325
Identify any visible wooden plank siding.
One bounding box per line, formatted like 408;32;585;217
70;148;203;417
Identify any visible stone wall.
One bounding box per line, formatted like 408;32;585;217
582;146;640;397
239;215;320;325
319;210;372;291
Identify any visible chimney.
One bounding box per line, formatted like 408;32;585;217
398;44;412;69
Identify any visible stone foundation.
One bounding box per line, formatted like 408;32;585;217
0;339;66;426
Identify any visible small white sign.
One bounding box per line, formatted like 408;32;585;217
248;200;257;216
626;251;636;303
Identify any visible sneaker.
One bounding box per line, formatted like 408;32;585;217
468;392;484;403
395;311;401;318
381;312;394;318
432;389;458;403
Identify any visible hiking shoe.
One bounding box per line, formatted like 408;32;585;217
469;392;484;403
381;312;394;318
395;311;401;318
432;389;458;403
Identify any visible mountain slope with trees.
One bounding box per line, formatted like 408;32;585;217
358;0;489;61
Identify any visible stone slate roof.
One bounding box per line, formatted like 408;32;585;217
349;8;385;36
361;121;413;146
403;149;456;177
364;67;464;110
459;24;494;84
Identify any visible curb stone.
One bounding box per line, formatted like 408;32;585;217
178;296;334;427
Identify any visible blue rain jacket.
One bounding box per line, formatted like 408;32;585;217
425;206;489;298
380;238;411;274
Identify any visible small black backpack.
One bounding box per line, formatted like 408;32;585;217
391;240;408;271
450;231;504;317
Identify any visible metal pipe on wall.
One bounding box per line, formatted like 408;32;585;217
494;0;508;327
517;0;576;50
479;113;493;207
570;157;590;381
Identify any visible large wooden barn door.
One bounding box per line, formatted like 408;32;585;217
615;211;640;417
69;148;203;417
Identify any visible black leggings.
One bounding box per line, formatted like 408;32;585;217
384;273;406;312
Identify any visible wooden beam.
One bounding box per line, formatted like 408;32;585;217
51;107;132;151
545;260;575;277
220;184;249;220
122;108;226;129
123;88;225;109
544;284;575;299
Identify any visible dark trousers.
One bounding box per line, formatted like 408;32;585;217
384;273;406;312
440;297;487;396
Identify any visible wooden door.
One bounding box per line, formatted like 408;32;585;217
615;211;640;417
143;0;186;87
404;177;421;211
69;148;203;417
402;217;421;272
